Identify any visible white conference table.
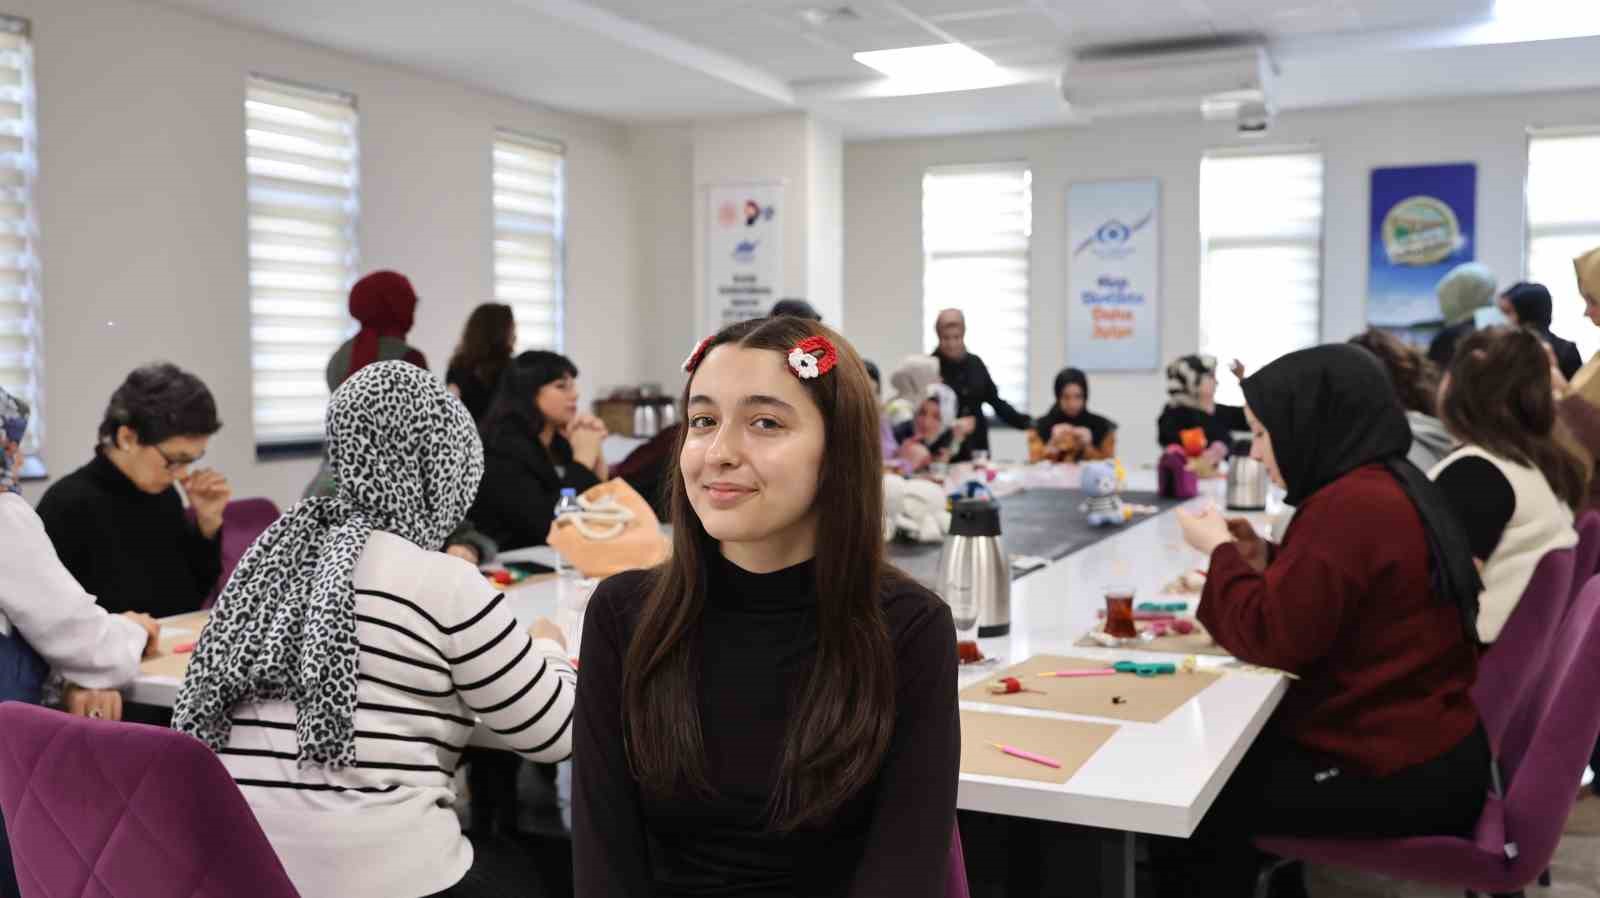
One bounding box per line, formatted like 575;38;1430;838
131;470;1289;893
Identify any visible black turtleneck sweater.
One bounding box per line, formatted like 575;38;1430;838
572;554;959;897
34;452;222;618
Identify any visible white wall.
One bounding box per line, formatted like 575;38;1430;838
843;89;1600;468
689;113;812;340
16;0;639;508
631;112;845;391
630;124;696;391
806;117;843;326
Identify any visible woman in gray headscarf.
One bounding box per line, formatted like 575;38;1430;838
175;362;574;898
1427;262;1498;368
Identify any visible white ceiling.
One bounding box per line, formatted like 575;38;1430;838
153;0;1600;138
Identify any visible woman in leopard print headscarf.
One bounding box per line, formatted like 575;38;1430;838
174;360;485;765
175;360;578;898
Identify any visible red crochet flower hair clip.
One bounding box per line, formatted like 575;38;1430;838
682;335;714;373
786;336;837;380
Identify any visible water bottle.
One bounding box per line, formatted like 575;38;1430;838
554;488;581;579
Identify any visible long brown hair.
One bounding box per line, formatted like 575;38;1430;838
448;303;515;387
622;317;900;832
1348;327;1441;416
1439;326;1588;510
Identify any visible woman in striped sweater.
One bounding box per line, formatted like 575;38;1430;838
175;361;574;898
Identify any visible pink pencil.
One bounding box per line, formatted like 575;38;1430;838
1036;669;1117;678
988;742;1062;768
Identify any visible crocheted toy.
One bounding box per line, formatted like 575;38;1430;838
1081;460;1131;527
1175;426;1228;478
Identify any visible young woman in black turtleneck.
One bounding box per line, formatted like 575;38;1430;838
572;317;960;897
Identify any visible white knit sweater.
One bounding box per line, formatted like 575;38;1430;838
1431;446;1578;642
0;492;146;688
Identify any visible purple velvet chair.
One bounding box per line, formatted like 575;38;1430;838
0;702;299;897
1574;512;1600;599
947;825;969;898
203;497;281;608
1475;548;1576;774
1253;573;1600;897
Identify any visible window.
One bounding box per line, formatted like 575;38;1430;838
0;18;41;472
922;163;1031;409
1199;149;1324;407
1527;127;1600;360
246;75;359;450
493;131;565;352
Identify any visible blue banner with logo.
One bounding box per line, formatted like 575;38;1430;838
1367;163;1477;328
1066;178;1161;371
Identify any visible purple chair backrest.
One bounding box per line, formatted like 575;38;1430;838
204;497;282;608
947;824;969;898
1473;547;1575;777
1503;574;1600;873
1574;512;1600;597
0;702;300;897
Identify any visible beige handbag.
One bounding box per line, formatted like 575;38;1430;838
546;479;670;578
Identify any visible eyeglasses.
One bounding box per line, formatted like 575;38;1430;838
150;444;202;473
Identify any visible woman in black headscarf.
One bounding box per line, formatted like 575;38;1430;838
1160;345;1489;898
1499;281;1584;380
1028;368;1117;462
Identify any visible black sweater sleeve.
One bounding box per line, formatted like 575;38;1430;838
572;574;657;898
1559;342;1584;383
178;501;223;601
476;445;603;551
1215;403;1248;434
848;595;960;897
34;482;96;597
1433;456;1515;561
973;357;1031;429
1156;407;1189;448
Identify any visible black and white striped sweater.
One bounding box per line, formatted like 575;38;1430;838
219;530;575;898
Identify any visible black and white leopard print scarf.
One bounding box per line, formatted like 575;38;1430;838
173;361;484;768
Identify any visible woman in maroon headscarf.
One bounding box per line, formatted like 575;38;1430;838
326;270;428;388
304;272;495;561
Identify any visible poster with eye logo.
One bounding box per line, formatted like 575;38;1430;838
1367;163;1477;333
705;182;783;334
1066;178;1161;370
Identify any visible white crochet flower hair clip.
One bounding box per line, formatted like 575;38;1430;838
786;336;838;380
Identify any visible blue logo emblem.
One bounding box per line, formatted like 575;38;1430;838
733;240;759;263
1074;210;1154;258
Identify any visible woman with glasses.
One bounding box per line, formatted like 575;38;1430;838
36;363;231;620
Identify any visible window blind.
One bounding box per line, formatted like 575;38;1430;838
246;75;359;447
922;163;1031;409
1527;127;1600;360
0;19;42;466
494;131;565;352
1199;149;1324;407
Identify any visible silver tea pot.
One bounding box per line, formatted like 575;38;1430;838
1226;456;1268;511
938;499;1010;637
